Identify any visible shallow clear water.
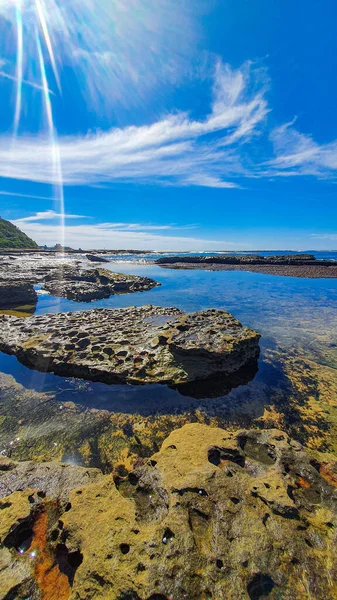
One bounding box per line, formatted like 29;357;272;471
1;258;337;417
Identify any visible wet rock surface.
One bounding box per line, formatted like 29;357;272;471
0;457;102;502
1;424;337;599
0;253;159;304
0;252;82;285
86;254;110;263
0;282;37;309
156;254;337;278
0;306;260;387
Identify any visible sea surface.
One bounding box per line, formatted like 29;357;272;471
1;251;337;465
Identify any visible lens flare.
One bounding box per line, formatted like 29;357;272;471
1;0;195;246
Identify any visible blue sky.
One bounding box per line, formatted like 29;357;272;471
0;0;337;250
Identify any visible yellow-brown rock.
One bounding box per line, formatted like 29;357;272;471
1;424;337;600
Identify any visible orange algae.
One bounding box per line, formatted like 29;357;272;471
31;509;70;600
297;476;311;489
319;464;337;488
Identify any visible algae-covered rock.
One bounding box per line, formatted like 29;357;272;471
1;424;337;599
0;306;260;388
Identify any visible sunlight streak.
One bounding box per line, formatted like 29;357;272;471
13;0;23;135
35;26;65;250
35;0;61;92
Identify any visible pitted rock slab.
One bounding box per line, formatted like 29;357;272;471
1;424;337;599
0;305;260;386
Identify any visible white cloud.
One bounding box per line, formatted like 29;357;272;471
0;61;268;188
267;121;337;177
16;210;88;222
11;218;234;250
184;175;239;189
13;211;198;231
2;50;337;189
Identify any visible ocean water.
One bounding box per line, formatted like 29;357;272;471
0;254;337;417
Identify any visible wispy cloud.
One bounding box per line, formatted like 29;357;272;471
2;54;337;189
311;233;337;241
0;70;55;95
0;61;268;188
15;210;88;222
267;120;337;177
13;211;197;231
11;217;234;250
0;190;53;200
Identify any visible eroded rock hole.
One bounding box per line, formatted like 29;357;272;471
129;473;139;486
243;440;276;466
3;518;33;554
247;574;275;600
262;514;270;527
56;544;83;586
175;487;208;497
230;497;240;505
118;593;142;600
208;447;245;468
162;528;174;544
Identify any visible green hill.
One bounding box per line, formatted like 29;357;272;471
0;217;38;249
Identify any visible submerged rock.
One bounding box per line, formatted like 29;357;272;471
1;424;337;599
43;268;159;301
0;282;37;309
0;306;260;387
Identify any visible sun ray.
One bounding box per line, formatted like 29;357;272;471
35;0;62;93
35;25;65;250
13;0;23;135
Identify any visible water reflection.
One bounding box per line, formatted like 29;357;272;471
1;262;337;467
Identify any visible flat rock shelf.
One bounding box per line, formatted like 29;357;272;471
155;253;337;278
0;305;260;387
1;424;337;599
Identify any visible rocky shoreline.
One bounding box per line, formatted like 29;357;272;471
156;254;337;278
1;423;337;600
43;268;159;302
0;306;260;389
0;253;159;307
